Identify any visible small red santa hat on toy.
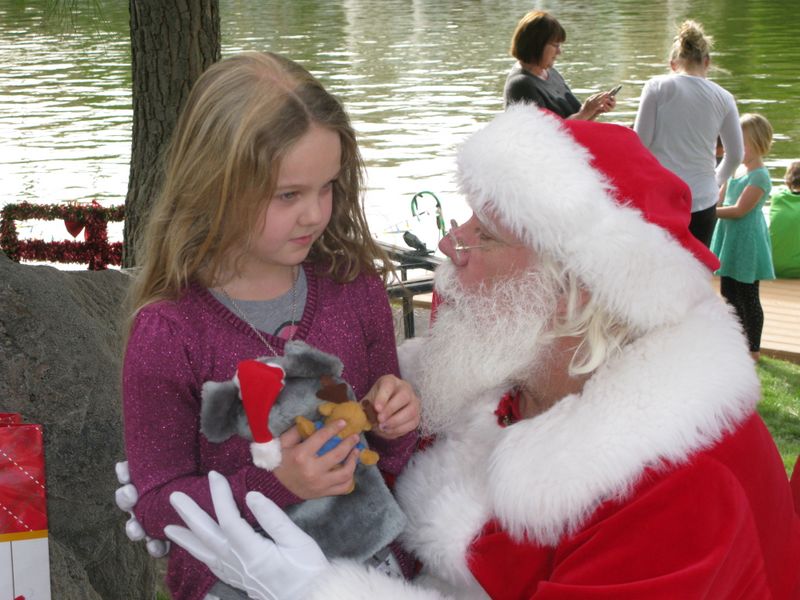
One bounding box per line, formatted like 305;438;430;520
233;359;286;470
456;104;720;333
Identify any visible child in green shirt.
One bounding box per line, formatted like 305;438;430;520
769;161;800;278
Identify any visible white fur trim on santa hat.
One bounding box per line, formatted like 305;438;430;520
250;439;282;470
457;105;713;333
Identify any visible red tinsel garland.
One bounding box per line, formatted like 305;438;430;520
0;201;125;270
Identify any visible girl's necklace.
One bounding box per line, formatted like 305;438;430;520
221;267;298;357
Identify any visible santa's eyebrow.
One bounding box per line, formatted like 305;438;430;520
474;215;503;240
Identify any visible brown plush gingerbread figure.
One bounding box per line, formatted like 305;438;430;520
294;376;380;466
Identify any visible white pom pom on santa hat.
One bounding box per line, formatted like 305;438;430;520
234;359;286;470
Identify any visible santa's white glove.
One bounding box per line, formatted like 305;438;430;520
165;471;330;600
114;460;170;558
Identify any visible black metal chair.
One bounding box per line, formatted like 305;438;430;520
379;240;441;339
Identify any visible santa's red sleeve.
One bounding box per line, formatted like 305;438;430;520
468;456;800;599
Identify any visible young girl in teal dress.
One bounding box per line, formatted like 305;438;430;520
710;113;775;360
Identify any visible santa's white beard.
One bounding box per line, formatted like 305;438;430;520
416;262;559;436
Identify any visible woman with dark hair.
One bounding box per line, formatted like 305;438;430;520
504;10;616;120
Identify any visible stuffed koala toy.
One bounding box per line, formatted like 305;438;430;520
199;340;406;562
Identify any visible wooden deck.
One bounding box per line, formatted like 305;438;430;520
410;278;800;363
711;277;800;363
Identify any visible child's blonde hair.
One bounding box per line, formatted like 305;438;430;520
741;113;773;158
128;52;388;317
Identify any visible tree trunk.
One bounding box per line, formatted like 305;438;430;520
123;0;221;268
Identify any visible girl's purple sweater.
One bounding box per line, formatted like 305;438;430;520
123;263;418;600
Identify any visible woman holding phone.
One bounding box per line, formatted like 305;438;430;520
504;10;617;120
634;20;743;248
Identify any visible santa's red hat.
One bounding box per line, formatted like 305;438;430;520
457;105;719;333
234;360;285;470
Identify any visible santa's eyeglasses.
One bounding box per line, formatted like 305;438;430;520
445;218;521;265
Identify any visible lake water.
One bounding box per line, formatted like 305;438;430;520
1;0;798;253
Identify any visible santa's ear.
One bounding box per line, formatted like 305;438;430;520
318;402;335;416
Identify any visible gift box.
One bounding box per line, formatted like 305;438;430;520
0;414;51;600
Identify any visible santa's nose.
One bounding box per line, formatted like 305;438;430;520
439;222;469;266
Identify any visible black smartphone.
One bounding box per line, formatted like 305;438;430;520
609;84;623;96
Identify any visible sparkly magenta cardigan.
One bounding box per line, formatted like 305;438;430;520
122;263;418;600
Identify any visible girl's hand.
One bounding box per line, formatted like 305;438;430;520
718;181;728;205
716;184;764;220
363;375;421;439
273;420;360;499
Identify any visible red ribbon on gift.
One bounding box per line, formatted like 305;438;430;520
0;414;22;426
0;419;48;535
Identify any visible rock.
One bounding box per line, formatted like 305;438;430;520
0;252;159;599
48;538;103;600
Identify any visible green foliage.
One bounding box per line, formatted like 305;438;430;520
757;356;800;475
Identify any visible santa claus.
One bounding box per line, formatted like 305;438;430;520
163;105;800;599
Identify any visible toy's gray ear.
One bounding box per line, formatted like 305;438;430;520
281;340;344;378
200;380;250;442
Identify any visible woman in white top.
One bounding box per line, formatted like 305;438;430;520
634;20;743;247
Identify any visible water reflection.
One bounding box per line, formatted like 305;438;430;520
0;0;798;252
0;1;130;210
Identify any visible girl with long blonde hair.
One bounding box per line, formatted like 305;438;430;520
122;52;419;600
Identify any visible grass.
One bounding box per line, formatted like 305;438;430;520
757;355;800;475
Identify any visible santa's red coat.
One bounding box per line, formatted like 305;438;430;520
467;414;799;599
311;299;800;599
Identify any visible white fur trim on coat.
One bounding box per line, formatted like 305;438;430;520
396;392;502;588
457;105;712;333
397;297;759;581
307;559;452;600
397;337;427;390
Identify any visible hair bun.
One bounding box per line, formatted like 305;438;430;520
671;19;713;64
